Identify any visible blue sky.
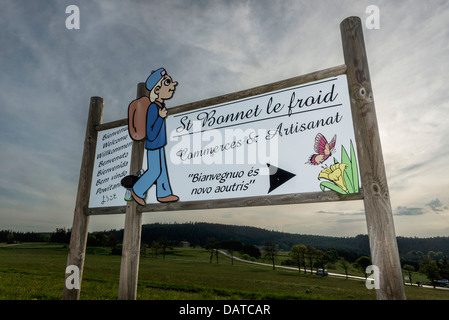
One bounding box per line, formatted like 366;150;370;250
1;0;449;237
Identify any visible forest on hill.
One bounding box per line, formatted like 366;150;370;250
137;222;371;253
136;222;449;255
103;222;449;261
2;222;449;262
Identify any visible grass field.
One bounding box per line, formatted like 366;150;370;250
0;243;448;300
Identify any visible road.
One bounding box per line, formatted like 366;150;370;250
217;250;449;291
216;249;366;281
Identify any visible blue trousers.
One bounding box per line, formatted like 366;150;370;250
132;148;172;199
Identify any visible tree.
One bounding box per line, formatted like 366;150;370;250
262;241;279;270
289;245;306;273
298;245;308;274
106;234;118;249
326;249;339;263
440;256;449;280
219;240;243;265
305;245;317;274
88;232;108;246
315;250;332;274
150;241;161;257
158;237;172;259
242;244;261;259
354;256;372;278
215;247;220;264
428;251;444;261
403;264;415;285
339;257;350;279
140;243;148;257
111;244;122;255
50;228;71;244
6;231;15;244
419;258;441;286
205;238;217;263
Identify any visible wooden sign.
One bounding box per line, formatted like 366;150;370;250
89;125;133;208
89;75;360;208
145;75;360;203
63;17;406;301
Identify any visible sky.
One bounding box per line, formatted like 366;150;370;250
1;0;449;238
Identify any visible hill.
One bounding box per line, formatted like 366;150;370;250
3;222;449;261
106;222;449;259
139;222;371;255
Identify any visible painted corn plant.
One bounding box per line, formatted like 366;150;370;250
318;140;359;194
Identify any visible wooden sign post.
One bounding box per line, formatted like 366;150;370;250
63;16;405;300
341;17;405;300
62;97;103;300
118;84;146;300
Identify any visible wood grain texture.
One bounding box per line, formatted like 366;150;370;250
86;190;364;216
95;65;347;132
168;64;347;115
62;97;103;300
117;83;146;300
341;16;406;300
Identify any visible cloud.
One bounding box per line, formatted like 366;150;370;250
335;218;366;224
1;1;449;238
394;206;424;216
317;210;365;216
426;198;448;213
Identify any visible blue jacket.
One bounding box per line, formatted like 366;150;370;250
145;102;167;150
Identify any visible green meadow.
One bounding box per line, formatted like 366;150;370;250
0;243;448;300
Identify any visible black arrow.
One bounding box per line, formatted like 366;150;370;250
267;163;296;194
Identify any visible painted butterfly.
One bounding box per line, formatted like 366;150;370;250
306;133;336;165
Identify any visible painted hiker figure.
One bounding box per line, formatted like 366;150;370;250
125;68;179;205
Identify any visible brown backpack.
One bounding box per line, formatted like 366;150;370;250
128;96;150;141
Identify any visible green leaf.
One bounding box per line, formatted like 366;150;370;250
350;140;359;193
340;145;353;183
343;170;354;194
319;181;348;194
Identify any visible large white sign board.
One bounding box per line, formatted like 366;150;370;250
89;75;359;207
145;75;359;203
89;126;132;207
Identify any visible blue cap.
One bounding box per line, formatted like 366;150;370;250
145;68;166;91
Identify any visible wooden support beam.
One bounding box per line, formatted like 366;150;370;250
95;64;347;132
86;189;364;216
117;83;147;300
62;97;103;300
340;16;406;300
